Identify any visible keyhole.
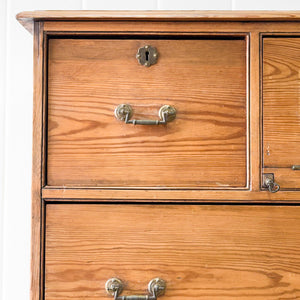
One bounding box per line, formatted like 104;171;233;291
145;50;149;61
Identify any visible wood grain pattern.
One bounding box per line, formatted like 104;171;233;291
263;38;300;189
17;10;300;34
47;38;247;188
249;32;259;192
31;21;44;300
263;167;300;190
43;21;300;35
41;187;300;202
45;204;300;299
18;15;300;300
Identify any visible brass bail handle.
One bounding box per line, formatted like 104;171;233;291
114;104;176;125
105;278;166;300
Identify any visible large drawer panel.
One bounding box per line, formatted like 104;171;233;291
263;37;300;190
47;36;248;188
45;204;300;299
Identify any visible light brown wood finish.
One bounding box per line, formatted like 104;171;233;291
16;11;300;34
250;32;260;191
263;37;300;189
41;187;300;202
264;167;300;190
15;11;300;300
31;21;44;300
47;37;247;188
18;10;300;21
45;204;300;299
43;20;300;35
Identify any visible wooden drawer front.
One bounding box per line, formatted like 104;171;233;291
45;204;300;299
47;36;248;188
263;37;300;190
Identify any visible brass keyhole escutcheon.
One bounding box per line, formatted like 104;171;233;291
136;45;158;67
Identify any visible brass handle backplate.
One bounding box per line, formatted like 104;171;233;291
115;104;176;125
105;278;166;300
262;173;280;193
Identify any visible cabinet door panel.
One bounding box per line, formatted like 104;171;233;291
263;37;300;189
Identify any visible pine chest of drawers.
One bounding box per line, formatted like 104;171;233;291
17;11;300;299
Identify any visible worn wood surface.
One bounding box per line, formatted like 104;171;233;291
31;21;44;300
45;204;300;299
43;21;300;34
263;167;300;190
21;15;300;300
41;187;300;202
249;32;259;191
47;38;247;188
16;11;300;34
263;37;300;189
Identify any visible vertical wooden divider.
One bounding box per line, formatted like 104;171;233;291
249;32;261;192
31;21;44;300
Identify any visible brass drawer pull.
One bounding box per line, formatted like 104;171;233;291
115;104;176;125
292;165;300;170
262;173;280;193
105;278;166;300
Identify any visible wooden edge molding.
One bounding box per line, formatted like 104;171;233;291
42;188;300;203
16;10;300;34
31;21;44;300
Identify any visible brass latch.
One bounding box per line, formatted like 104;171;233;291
262;173;280;193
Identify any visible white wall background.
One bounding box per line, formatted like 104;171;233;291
1;1;300;299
